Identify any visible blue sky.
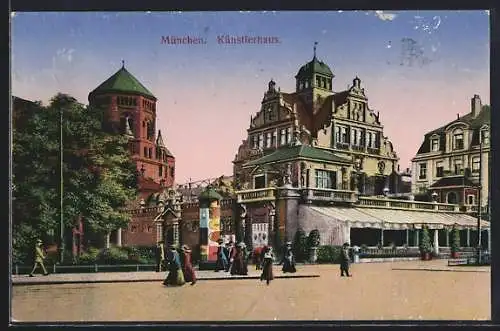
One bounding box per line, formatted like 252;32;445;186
11;10;490;182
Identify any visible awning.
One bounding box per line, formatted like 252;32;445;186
309;206;489;230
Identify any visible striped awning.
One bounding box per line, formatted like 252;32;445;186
309;206;489;230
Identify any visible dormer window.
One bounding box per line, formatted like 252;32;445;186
480;127;489;145
430;136;440;152
452;129;464;150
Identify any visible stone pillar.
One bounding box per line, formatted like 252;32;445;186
406;229;409;245
433;229;439;255
413;230;419;247
345;221;351;245
380;228;384;246
105;232;111;249
116;228;122;247
277;185;301;243
466;228;470;247
445;229;449;247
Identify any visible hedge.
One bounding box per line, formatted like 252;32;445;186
316;245;343;264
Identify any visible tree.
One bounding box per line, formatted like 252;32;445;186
307;229;321;249
451;226;461;254
419;226;432;256
12;93;139;263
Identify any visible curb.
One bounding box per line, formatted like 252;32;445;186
11;274;320;286
391;268;490;273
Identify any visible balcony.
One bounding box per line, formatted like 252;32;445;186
357;197;461;212
367;147;380;155
237;187;276;203
302;188;357;204
335;142;349;150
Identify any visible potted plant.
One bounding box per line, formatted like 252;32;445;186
419;226;432;260
450;226;461;258
307;229;321;263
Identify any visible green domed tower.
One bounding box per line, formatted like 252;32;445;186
88;61;175;188
295;42;335;111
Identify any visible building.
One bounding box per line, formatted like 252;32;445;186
233;47;400;196
88;62;175;188
87;62;177;246
411;94;490;210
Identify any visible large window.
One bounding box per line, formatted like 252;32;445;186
452;129;464;150
252;135;258;148
272;131;277;147
435;161;444;177
419;163;427;179
351;128;362;146
280;129;286;145
472;156;480;172
335;126;348;144
315;170;337;189
453;158;463;174
431;138;440;152
254;175;266;189
366;131;377;149
258;134;264;149
286;128;292;144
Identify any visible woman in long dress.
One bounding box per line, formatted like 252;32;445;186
230;244;244;275
215;239;228;272
282;242;296;273
181;245;197;285
163;245;185;286
260;246;274;285
240;242;249;275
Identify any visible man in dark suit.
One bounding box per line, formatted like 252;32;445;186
340;242;352;277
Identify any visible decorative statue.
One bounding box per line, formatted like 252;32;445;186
283;164;292;185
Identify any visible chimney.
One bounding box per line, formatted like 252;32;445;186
471;94;482;118
457;113;460;120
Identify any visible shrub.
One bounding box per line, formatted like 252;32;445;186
307;229;321;249
316;245;342;263
451;227;461;253
419;226;432;254
79;247;101;265
98;247;129;265
292;228;308;262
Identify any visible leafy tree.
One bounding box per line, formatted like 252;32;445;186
12;93;138;263
419;226;432;255
307;229;321;249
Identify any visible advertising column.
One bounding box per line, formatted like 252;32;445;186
198;187;222;262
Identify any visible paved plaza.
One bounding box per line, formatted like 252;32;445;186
11;260;490;322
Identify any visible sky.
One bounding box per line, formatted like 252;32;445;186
11;10;490;184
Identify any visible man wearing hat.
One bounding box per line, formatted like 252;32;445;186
340;242;352;277
29;239;49;277
181;245;197;285
215;239;228;272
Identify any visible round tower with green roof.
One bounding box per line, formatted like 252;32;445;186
295;42;335;109
88;61;175;188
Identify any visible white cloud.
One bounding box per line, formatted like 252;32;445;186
55;48;75;63
11;12;16;18
485;10;490;16
374;10;397;21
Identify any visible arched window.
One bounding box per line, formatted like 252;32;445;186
452;129;464;150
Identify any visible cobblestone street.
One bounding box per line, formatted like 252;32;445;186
11;261;490;322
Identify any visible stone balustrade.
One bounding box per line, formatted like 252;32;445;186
302;188;357;203
357;197;461;213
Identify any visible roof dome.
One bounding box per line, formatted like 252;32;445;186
89;63;156;100
296;56;333;78
198;186;223;202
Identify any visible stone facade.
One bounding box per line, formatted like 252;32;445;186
411;95;490;210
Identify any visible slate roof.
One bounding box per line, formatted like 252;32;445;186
416;105;490;154
243;144;352;167
89;66;156;99
296;56;334;78
430;176;477;188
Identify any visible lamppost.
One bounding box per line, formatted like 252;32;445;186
431;191;438;202
476;141;483;264
59;107;65;264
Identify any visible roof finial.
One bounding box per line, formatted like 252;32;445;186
313;41;318;59
121;60;125;68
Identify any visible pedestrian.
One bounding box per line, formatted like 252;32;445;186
29;239;49;277
281;242;296;273
155;241;166;272
340;242;352;277
181;245;197;285
254;246;263;270
215;239;228;272
163;244;185;286
260;246;274;285
230;243;248;276
240;242;249;275
226;241;237;272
